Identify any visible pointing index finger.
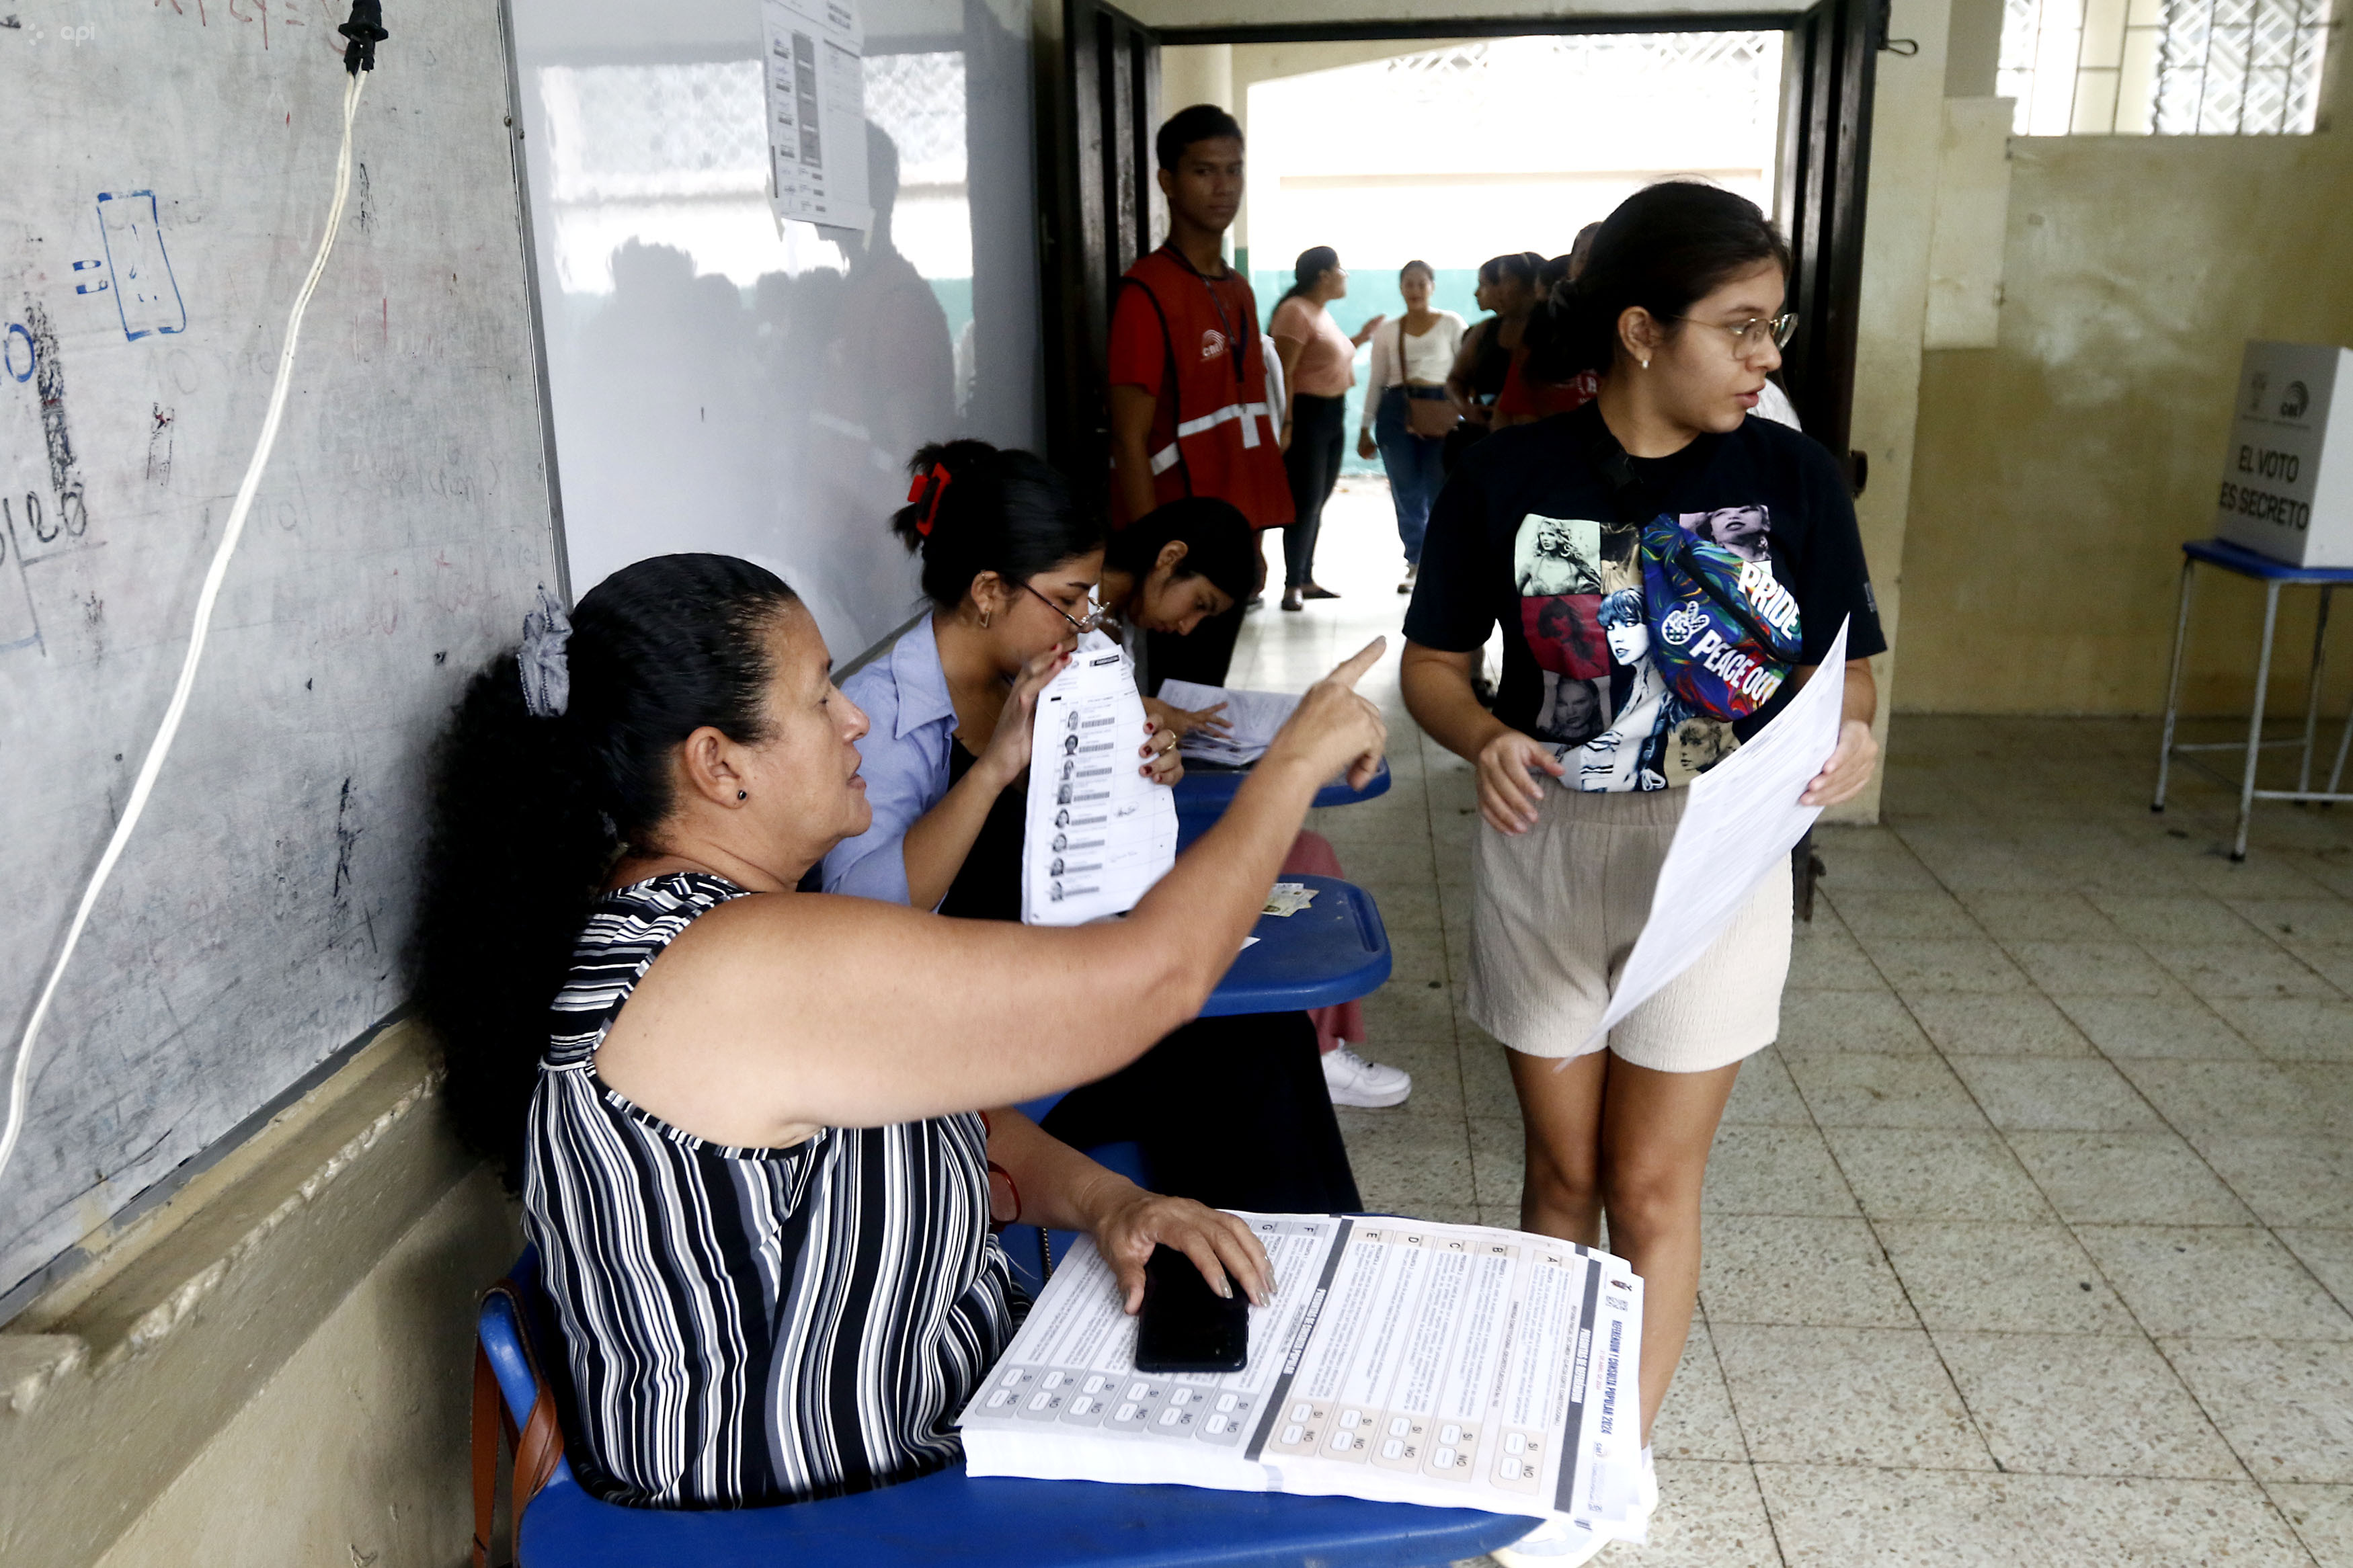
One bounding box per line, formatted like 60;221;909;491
1326;636;1388;690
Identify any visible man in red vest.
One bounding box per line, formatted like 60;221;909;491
1105;106;1416;1114
1107;104;1293;689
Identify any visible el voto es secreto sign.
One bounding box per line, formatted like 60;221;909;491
2215;340;2353;569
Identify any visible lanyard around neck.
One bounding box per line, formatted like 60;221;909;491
1158;243;1245;387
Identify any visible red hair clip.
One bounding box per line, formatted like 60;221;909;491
906;463;953;537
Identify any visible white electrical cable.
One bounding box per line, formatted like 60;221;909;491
0;71;369;1192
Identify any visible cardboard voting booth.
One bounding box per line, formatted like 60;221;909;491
2215;340;2353;568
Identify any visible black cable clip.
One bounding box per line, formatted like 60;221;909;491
339;0;387;73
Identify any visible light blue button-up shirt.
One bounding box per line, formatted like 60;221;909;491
822;618;958;907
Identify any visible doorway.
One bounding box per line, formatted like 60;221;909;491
1238;30;1786;477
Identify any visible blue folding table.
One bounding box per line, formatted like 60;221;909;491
2154;538;2353;858
1004;874;1392;1295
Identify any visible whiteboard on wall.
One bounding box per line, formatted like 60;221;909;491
509;0;1044;663
0;1;557;1298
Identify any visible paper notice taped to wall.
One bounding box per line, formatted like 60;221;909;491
762;0;872;234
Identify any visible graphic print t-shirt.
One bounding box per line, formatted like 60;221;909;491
1406;401;1885;792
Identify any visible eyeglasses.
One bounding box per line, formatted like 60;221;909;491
1680;313;1798;358
1023;581;1107;634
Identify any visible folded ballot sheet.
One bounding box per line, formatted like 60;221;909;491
1156;679;1302;769
1023;644;1178;925
960;1213;1647;1549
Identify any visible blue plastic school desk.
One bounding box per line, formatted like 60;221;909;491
2153;538;2353;858
476;1253;1536;1568
1197;874;1391;1018
1173;759;1390;846
1000;874;1392;1294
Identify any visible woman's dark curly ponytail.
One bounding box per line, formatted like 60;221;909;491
417;554;799;1187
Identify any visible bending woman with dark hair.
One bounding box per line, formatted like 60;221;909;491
1402;182;1885;1565
823;445;1364;1210
1094;493;1259;718
419;550;1388;1511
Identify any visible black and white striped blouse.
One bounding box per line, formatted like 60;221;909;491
522;872;1021;1509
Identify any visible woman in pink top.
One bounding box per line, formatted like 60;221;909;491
1271;247;1384;612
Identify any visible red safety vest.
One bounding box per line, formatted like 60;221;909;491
1107;247;1294;530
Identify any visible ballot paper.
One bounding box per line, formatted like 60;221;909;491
1582;619;1851;1049
960;1213;1646;1548
1023;645;1177;925
1157;679;1300;768
761;0;871;233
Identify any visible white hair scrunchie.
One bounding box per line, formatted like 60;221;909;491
518;587;572;719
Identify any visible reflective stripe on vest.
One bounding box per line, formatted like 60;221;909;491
1148;400;1271;474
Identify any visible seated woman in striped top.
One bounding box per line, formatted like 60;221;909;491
419;552;1387;1512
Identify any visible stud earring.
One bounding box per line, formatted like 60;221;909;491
1640;356;1651;370
737;790;748;800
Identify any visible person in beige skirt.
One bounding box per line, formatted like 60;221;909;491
1401;183;1886;1567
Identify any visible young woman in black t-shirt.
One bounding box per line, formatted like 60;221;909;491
1402;183;1885;1561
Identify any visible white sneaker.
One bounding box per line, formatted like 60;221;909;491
1490;1516;1609;1568
1322;1045;1412;1108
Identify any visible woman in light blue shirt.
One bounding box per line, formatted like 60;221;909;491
823;442;1360;1214
822;440;1174;910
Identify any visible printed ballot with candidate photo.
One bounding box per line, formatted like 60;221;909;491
959;1213;1648;1550
1023;645;1179;925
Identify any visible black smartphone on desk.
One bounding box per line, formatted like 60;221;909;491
1133;1245;1249;1373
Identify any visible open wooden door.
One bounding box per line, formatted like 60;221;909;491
1043;0;1160;490
1778;0;1886;490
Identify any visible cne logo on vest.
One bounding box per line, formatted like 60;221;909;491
1199;329;1228;362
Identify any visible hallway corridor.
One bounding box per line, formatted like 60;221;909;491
1239;480;2353;1566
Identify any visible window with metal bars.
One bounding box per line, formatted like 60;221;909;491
1996;0;2332;134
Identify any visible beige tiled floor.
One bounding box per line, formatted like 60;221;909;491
1235;483;2353;1566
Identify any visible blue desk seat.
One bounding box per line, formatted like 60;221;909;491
1203;874;1390;1017
994;878;1390;1295
475;1253;1534;1568
2155;538;2353;858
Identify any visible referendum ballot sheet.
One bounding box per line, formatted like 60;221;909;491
1157;679;1300;768
1583;618;1850;1049
1023;644;1177;925
961;1214;1646;1545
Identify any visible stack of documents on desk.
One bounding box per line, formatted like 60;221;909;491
1158;680;1300;768
1261;882;1319;918
960;1214;1648;1549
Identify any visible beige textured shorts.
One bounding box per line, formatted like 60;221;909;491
1466;784;1793;1070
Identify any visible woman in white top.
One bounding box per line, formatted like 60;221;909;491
1357;260;1466;593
